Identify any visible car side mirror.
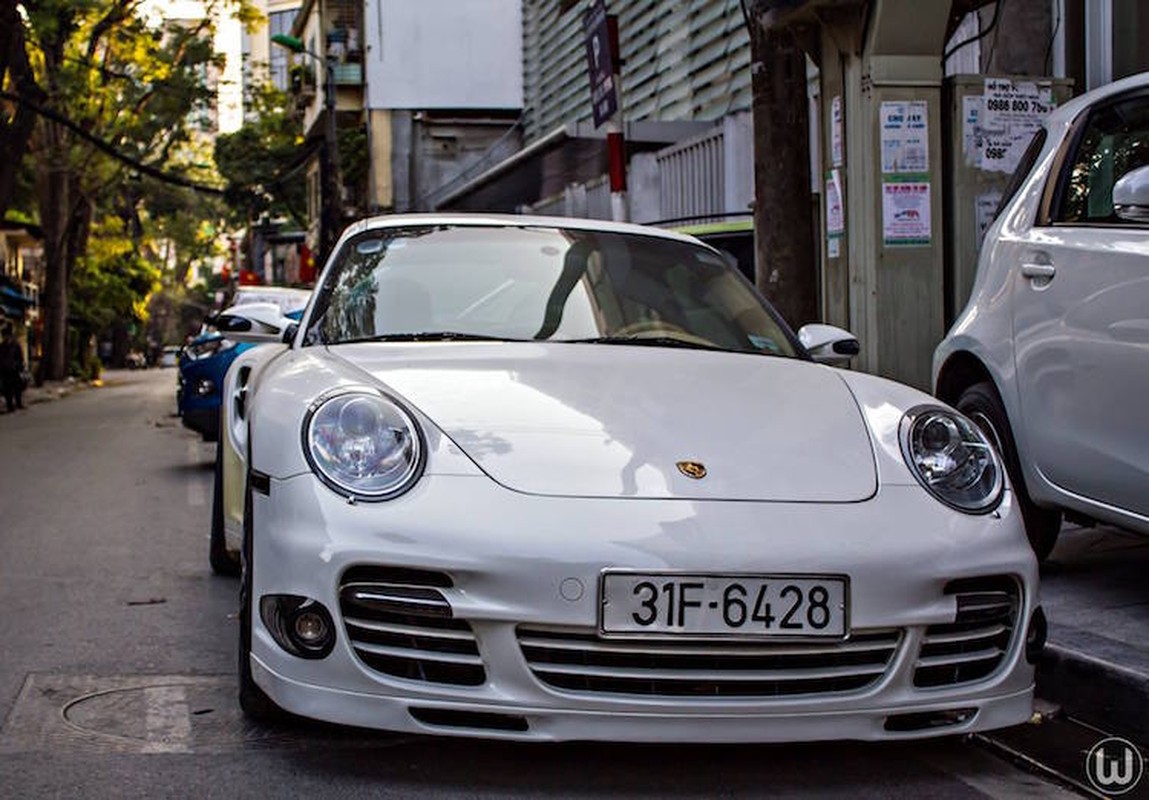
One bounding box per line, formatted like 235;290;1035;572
798;323;860;367
212;302;295;344
1113;164;1149;223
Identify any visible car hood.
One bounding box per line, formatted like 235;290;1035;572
329;342;877;502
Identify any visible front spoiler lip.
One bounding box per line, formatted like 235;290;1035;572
251;653;1034;742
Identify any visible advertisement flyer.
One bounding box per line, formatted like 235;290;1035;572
964;78;1057;174
825;169;844;258
831;95;844;168
880;101;929;174
882;182;931;246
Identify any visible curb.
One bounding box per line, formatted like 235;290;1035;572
1037;642;1149;744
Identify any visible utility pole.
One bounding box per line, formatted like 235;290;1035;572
273;34;342;266
746;5;818;329
321;54;342;263
584;0;627;221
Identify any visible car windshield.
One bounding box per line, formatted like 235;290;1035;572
303;224;798;358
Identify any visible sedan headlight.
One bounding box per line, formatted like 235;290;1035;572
303;390;424;500
899;406;1003;513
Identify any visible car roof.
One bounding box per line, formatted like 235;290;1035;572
1048;70;1149;126
337;213;708;248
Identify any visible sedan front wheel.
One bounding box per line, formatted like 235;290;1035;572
957;382;1061;560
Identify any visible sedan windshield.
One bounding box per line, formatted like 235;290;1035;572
303;224;798;358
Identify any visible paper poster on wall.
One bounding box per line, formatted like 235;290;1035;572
972;78;1057;174
882;182;931;246
962;95;981;165
825;168;844;259
880;101;928;174
831;95;844;168
825;169;844;235
976;192;1003;240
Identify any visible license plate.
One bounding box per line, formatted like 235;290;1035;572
600;572;848;638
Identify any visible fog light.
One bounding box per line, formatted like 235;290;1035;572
193;377;216;397
260;594;336;659
293;610;329;644
1026;606;1047;664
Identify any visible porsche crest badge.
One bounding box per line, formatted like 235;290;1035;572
676;461;707;480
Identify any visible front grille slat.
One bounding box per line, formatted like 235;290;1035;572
921;624;1008;646
531;660;890;682
915;647;1004;670
519;626;901;698
344;616;478;641
517;633;898;658
914;576;1020;689
353;640;486;666
339;568;486;687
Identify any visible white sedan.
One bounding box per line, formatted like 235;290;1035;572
214;214;1040;743
934;70;1149;560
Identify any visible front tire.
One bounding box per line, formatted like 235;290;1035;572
209;440;239;576
957;381;1062;560
238;473;288;723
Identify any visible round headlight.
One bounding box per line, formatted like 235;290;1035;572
899;406;1003;513
304;390;424;500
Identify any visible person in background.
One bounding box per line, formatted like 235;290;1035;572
0;326;26;412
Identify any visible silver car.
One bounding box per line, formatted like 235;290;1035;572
934;71;1149;560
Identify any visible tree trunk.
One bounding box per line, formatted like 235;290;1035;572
38;120;71;381
750;20;818;329
0;0;42;218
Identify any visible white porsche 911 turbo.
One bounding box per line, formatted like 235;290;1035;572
212;213;1043;743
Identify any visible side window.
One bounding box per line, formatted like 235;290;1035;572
996;128;1047;219
1054;95;1149;224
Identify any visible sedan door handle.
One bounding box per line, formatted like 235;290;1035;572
1020;263;1056;280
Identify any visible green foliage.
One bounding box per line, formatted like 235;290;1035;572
70;216;161;337
17;0;258;376
215;81;308;226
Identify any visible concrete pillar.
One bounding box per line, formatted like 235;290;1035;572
368;108;394;212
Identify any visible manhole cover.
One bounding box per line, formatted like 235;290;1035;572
0;674;406;754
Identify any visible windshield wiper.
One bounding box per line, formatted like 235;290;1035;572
335;331;526;344
562;335;728;352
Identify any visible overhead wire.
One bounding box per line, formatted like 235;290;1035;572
943;0;1004;63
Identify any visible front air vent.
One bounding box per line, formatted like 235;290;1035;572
518;626;902;698
409;707;529;733
338;566;485;686
914;576;1020;688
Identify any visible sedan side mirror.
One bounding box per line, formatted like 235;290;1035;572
212;302;296;344
798;323;860;367
1113;164;1149;223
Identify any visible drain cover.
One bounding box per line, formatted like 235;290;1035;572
0;674;299;754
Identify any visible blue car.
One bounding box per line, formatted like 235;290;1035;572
177;334;254;441
178;288;310;441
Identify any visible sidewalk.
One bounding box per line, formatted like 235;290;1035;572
1037;523;1149;743
2;370;122;413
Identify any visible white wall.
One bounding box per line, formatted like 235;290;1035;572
364;0;523;110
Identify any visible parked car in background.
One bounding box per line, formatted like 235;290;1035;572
177;286;310;441
159;346;181;368
934;70;1149;560
668;216;755;283
211;213;1040;743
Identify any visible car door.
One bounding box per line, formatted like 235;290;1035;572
1012;89;1149;519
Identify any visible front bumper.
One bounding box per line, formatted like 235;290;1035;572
249;474;1039;742
181;406;219;441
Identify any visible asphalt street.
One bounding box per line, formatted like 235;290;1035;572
0;368;1084;798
